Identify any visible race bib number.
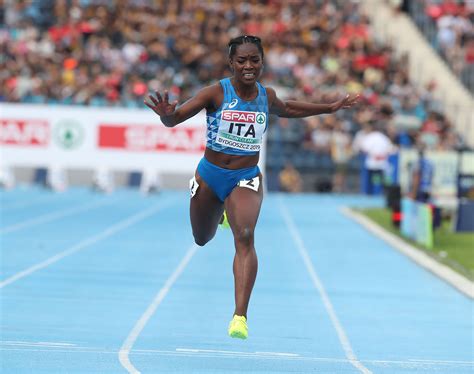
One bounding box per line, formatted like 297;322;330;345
238;176;260;192
189;176;199;198
216;110;266;152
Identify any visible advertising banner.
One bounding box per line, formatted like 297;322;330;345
399;149;474;199
0;103;207;174
401;198;433;248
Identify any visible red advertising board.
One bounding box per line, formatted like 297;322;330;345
98;124;205;153
0;119;49;146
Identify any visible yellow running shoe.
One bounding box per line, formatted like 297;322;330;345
219;210;230;229
228;315;248;339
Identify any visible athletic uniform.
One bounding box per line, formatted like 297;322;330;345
193;78;269;201
411;156;434;203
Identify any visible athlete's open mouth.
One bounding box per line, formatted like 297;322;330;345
243;73;255;79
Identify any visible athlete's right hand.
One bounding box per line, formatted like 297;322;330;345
144;91;178;118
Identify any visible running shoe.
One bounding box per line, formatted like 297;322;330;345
219;210;230;229
228;315;248;339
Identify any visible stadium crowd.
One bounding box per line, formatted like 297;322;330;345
404;0;474;94
1;0;469;191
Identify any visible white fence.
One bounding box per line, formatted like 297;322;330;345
0;103;206;175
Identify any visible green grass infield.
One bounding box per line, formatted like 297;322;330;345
358;208;474;281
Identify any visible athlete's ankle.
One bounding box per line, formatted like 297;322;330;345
234;311;247;319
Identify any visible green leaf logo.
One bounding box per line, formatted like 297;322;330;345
256;113;266;125
54;120;84;150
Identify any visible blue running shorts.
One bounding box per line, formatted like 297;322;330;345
196;157;260;202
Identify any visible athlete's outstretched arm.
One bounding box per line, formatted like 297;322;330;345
267;87;360;118
145;85;218;127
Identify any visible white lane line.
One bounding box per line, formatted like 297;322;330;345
119;243;199;374
255;351;300;357
2;345;472;369
0;201;174;289
176;348;256;355
1;341;76;347
341;207;474;299
406;358;474;365
176;348;299;357
278;197;372;374
0;199;113;234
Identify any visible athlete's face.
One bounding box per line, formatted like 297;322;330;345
230;43;263;85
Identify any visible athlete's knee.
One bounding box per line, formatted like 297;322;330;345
194;236;208;247
193;232;213;247
233;226;254;247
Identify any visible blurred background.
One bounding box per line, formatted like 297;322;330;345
1;0;473;207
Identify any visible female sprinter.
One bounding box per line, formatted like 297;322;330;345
145;35;359;339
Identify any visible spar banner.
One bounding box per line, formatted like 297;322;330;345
0;103;206;173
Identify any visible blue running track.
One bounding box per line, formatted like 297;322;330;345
0;187;472;373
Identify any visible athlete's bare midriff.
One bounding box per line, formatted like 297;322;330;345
204;147;259;169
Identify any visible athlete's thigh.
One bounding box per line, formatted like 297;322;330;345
225;173;263;233
190;171;224;236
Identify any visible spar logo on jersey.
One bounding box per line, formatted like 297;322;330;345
216;110;266;151
222;111;256;123
222;111;266;125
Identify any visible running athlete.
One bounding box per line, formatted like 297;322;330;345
145;35;359;339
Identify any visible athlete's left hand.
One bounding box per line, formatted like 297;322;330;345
331;94;361;112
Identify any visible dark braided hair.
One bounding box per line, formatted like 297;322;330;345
228;35;264;59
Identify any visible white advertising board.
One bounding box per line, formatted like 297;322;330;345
0;103;207;174
399;149;474;199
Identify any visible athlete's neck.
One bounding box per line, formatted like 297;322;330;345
230;78;258;101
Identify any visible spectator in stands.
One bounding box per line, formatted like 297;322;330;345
279;161;303;193
352;108;374;155
305;116;333;156
331;120;353;192
420;110;443;149
359;121;396;195
408;144;434;203
409;0;474;93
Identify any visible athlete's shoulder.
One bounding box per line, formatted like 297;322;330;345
200;82;222;96
199;82;224;113
263;85;276;96
262;85;277;105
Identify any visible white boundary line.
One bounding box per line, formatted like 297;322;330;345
118;243;199;374
0;201;173;289
278;197;372;374
340;207;474;299
1;345;473;369
0;199;113;234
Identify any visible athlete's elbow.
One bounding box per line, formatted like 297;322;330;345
276;104;294;118
160;115;178;127
162;120;178;128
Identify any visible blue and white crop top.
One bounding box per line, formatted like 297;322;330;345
206;78;269;155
